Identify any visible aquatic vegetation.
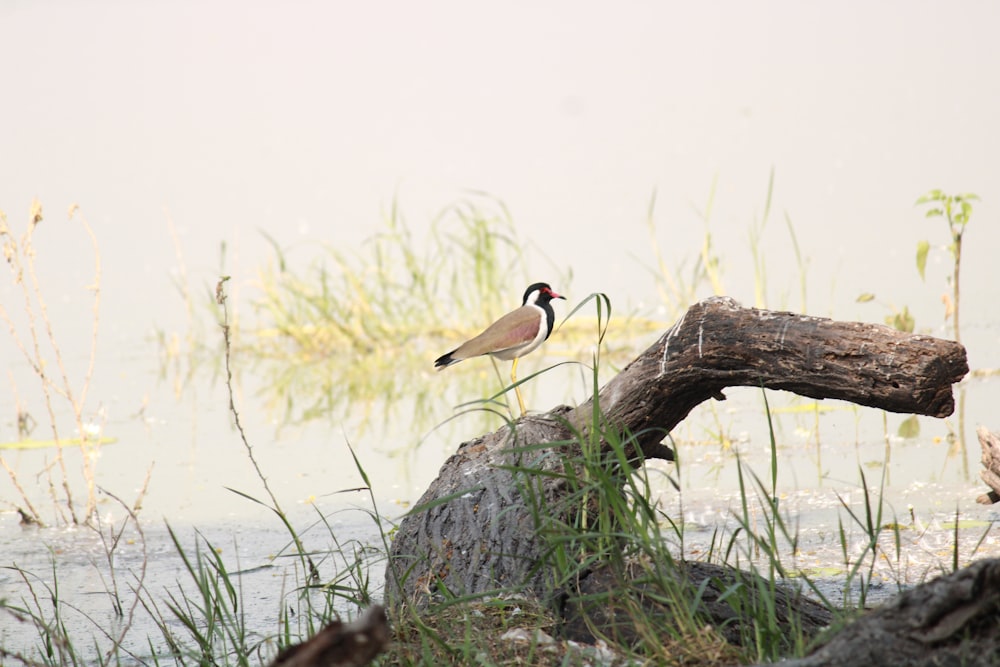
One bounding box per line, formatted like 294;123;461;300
242;195;660;431
915;189;979;345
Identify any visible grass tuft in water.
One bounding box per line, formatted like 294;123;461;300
247;195;548;429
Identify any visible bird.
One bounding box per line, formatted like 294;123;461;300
435;282;565;416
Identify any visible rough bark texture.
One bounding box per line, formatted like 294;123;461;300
385;297;968;609
575;295;965;459
975;426;1000;505
767;558;1000;667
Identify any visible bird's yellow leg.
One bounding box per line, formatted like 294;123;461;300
511;357;526;417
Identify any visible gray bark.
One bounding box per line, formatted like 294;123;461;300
769;558;1000;667
385;297;968;615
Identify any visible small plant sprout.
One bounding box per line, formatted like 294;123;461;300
915;189;979;344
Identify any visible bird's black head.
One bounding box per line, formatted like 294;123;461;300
522;282;565;306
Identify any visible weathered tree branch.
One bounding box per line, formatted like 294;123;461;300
570;296;965;458
975;426;1000;505
385;297;968;611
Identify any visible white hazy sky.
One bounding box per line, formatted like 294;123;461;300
1;1;998;352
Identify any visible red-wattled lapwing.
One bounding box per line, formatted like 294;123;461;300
434;282;565;416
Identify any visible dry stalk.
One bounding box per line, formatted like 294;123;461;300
0;201;104;524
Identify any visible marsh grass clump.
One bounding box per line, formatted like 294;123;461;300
247;196;537;426
242;196;660;430
502;395;822;663
180;180;818;432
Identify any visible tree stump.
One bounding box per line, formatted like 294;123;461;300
384;297;968;643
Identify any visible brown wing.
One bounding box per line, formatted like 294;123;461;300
449;306;541;361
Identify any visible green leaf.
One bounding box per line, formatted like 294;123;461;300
915;240;929;280
856;293;876;303
957;200;973;223
915;189;944;205
887;306;914;333
897;415;920;439
923;207;944;219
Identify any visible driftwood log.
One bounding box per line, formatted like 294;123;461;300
385;297;968;643
976;427;1000;505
